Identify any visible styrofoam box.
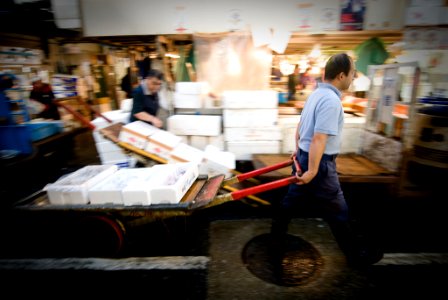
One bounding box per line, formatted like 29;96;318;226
101;157;137;169
169;142;205;165
223;109;278;128
173;93;203;109
120;98;133;112
226;141;281;161
88;168;155;205
99;150;129;164
90;110;130;129
144;130;182;159
224;126;282;141
208;134;225;151
45;165;118;205
281;126;297;154
340;127;363;154
121;168;160;206
122;163;199;205
167;115;222;136
148;163;199;204
95;141;122;153
118;120;159;149
199;159;233;178
221;90;278;109
90;110;130;143
175;81;210;94
190;135;208;150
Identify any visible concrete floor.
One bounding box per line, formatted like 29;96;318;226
0;129;447;298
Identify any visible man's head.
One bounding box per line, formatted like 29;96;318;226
324;53;356;91
145;69;164;94
31;76;43;87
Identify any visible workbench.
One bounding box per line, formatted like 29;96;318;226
252;154;398;184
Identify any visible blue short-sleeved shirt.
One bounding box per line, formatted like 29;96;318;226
298;83;344;155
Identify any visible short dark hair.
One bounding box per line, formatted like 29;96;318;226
145;69;164;81
324;53;352;81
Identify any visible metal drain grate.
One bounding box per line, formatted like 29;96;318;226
242;233;323;286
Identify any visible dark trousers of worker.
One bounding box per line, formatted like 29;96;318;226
270;149;357;259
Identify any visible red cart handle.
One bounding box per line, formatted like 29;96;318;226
230;175;298;201
222;156;303;199
224;159;293;185
202;157;303;208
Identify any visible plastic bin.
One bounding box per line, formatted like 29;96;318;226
25;121;64;142
0;125;33;154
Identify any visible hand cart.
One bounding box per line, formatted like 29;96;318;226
13;158;302;256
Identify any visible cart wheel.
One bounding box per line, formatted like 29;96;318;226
75;215;126;257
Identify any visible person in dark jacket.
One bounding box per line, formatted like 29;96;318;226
120;67;133;99
129;69;164;128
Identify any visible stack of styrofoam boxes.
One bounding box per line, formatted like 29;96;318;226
277;114;300;154
44;163;199;206
174;81;207;110
167;114;224;150
167;114;235;177
340;115;366;154
45;165;118;205
174;81;221;110
222;90;281;160
88;163;199;206
90;110;135;168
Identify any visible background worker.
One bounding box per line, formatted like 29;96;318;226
129;69;164;128
29;77;60;120
287;64;300;100
297;67;317;91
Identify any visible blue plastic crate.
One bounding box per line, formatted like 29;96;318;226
0;125;33;154
25;121;64;142
278;92;288;104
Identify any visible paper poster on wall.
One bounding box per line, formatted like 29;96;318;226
320;7;340;31
380;68;399;126
173;5;189;33
295;3;313;30
340;0;366;31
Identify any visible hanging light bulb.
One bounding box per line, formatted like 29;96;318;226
279;60;294;75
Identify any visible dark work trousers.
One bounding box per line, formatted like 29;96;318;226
270;149;358;257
